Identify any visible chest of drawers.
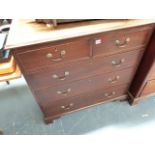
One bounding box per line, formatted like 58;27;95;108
7;20;154;123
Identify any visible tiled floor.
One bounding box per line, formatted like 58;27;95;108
0;77;155;135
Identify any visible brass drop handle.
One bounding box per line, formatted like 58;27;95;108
115;37;130;48
57;88;71;96
52;71;69;80
46;50;66;62
112;58;125;67
108;75;120;84
61;103;74;110
104;91;116;98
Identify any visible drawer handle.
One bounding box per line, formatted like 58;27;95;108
104;91;116;98
52;71;69;80
108;76;120;84
57;88;71;96
46;50;66;62
61;103;74;110
111;58;125;67
115;37;130;48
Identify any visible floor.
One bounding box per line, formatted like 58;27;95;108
0;77;155;135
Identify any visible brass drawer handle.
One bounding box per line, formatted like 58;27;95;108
46;50;66;62
115;37;130;48
61;103;74;110
52;71;69;80
112;58;125;67
108;76;120;84
57;88;71;96
104;91;116;98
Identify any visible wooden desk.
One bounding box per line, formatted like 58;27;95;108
5;19;155;123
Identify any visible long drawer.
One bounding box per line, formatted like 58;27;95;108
26;49;143;90
93;25;153;56
35;67;134;103
16;38;91;72
42;84;128;117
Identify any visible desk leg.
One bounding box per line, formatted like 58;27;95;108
127;91;140;105
44;116;61;124
6;81;10;85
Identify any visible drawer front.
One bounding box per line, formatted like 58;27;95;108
35;67;134;103
42;84;127;117
93;25;152;56
17;39;90;72
141;79;155;96
26;49;143;90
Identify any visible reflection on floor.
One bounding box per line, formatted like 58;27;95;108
0;77;155;135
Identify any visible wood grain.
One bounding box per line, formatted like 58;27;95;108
35;67;135;103
42;84;128;118
25;49;144;90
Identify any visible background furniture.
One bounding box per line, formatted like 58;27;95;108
129;29;155;104
0;56;21;84
35;19;93;27
0;19;21;84
5;20;155;123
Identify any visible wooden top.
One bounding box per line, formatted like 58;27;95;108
5;19;155;49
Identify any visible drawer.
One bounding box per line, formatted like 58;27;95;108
141;79;155;96
17;39;90;72
42;84;128;117
26;49;143;90
35;67;134;103
93;25;152;56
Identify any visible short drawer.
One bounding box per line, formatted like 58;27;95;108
42;84;128;117
26;49;143;90
35;67;134;103
141;79;155;96
93;25;153;56
17;39;90;72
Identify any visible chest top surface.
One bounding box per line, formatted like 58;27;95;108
5;19;155;49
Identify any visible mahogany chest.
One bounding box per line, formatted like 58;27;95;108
5;20;154;123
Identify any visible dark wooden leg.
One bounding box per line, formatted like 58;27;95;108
44;119;54;124
127;92;140;106
112;95;127;103
128;98;140;106
118;98;127;102
6;81;10;85
44;116;61;124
